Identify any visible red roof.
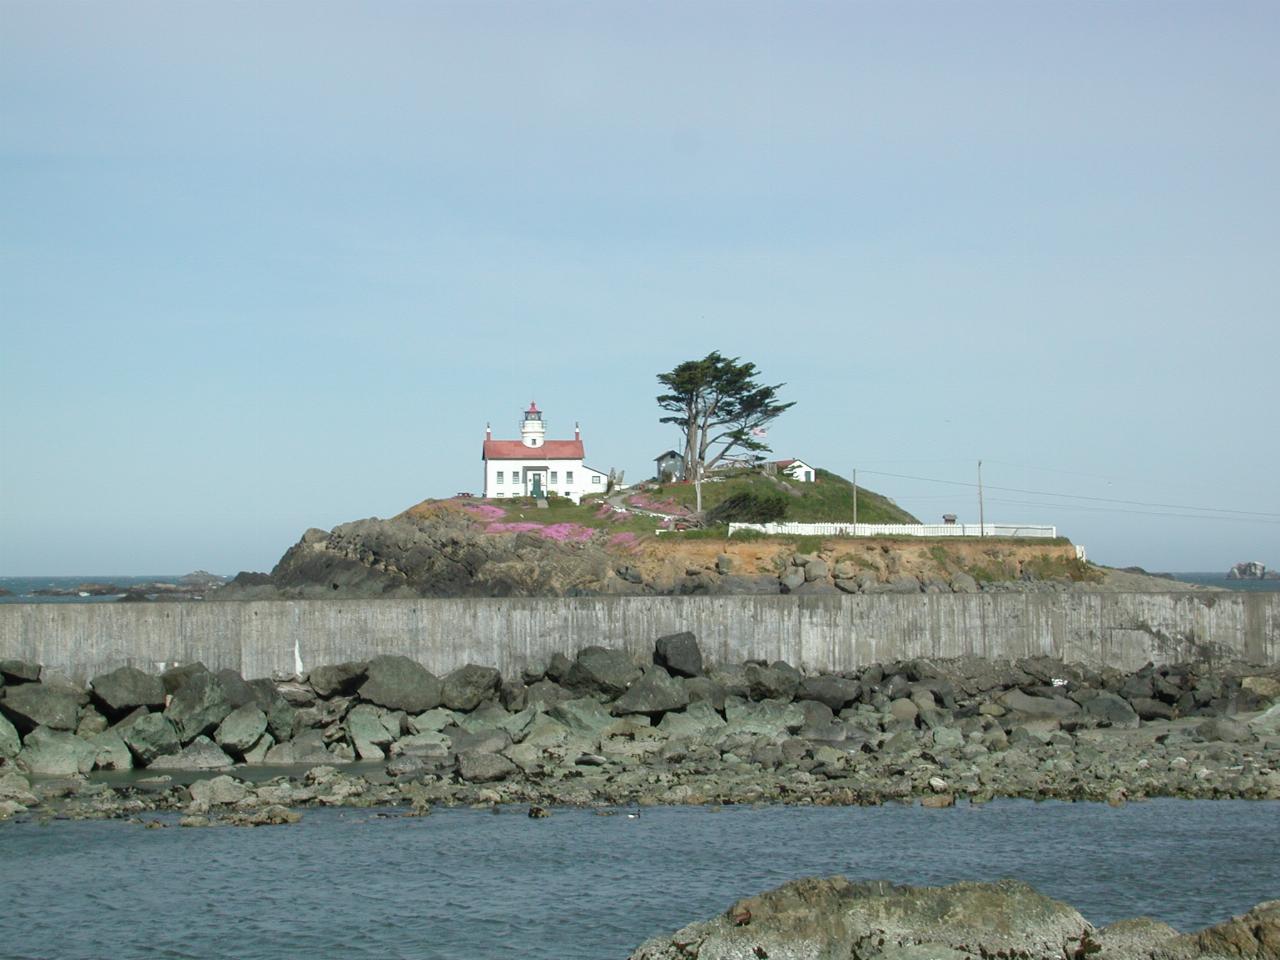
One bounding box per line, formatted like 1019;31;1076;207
774;459;797;468
483;439;584;460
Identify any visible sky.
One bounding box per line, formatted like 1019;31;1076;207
2;1;1278;575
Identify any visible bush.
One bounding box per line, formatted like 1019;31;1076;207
706;491;788;525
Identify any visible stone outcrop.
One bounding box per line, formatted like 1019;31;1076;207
627;875;1280;960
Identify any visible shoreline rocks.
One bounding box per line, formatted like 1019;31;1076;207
1;642;1278;824
627;875;1280;960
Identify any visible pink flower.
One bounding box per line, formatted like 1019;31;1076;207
461;503;506;520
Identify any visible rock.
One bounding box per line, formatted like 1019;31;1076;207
626;877;1092;960
0;771;37;806
798;676;860;711
0;712;19;759
264;729;334;764
723;698;805;737
1241;675;1280;703
745;662;801;701
612;667;690;716
525;679;571;710
1082;691;1139;728
441;664;502;712
346;703;393;760
228;805;301;827
1195;717;1254;744
17;727;98;776
654;632;704;678
888;698;919;723
1250;703;1280;735
358;655;443;713
1130;697;1175;722
683;676;727;711
550;698;616;738
950;572;979;593
243;733;275;764
996;689;1081;721
564;646;642;698
657;701;726;739
246;679;297;742
408;708;458;734
274;680;317;707
931;726;965;751
189;775;248;806
1177;897;1280;958
779;569;806;592
164;671;233;742
1;682;82;732
89;666;166;716
457;750;517;783
308;661;368;698
803;559;829;582
148;736;234;770
0;660;42;684
215;705;269;755
90;729;134;770
161;662;210;695
390;731;450;758
122;713;182;765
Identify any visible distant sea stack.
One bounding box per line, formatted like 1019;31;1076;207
1226;561;1278;580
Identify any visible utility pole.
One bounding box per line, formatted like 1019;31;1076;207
694;458;703;514
977;459;985;537
852;468;858;533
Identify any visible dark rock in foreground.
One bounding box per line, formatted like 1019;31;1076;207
628;875;1280;960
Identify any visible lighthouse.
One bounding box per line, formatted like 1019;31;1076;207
481;402;608;503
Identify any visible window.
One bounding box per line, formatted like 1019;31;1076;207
550;471;558;483
496;492;504;498
496;471;504;484
592;475;601;484
566;471;574;484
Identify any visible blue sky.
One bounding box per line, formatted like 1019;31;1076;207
2;1;1277;575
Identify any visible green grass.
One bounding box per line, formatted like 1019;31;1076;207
643;466;918;524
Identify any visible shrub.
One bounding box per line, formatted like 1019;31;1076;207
706;491;788;525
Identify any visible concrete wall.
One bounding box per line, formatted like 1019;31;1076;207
1;592;1275;683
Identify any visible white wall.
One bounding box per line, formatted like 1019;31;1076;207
483;457;607;503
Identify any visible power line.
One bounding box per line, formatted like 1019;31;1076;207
858;469;1280;519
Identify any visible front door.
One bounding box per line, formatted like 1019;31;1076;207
531;473;543;498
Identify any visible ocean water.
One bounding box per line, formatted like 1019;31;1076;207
1;799;1277;960
0;576;202;603
1167;572;1280;592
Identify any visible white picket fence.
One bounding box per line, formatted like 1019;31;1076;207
727;522;1058;539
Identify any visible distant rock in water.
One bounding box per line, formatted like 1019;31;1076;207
1227;561;1273;580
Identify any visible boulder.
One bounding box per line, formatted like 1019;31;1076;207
799;676;860;711
148;735;234;770
549;698;616;737
683;676;727;711
308;661;368;698
90;729;133;770
0;660;42;684
803;559;829;582
161;662;210;695
189;775;248;806
1195;717;1254;744
1082;691;1139;728
1;682;82;732
164;671;233;742
0;712;19;759
441;664;502;712
1250;703;1280;735
17;727;98;776
657;701;726;739
1130;697;1175;722
996;689;1081;721
654;632;704;678
612;667;690;716
745;662;801;702
950;572;979;593
525;679;571;710
246;678;297;742
457;750;517;783
122;712;181;765
89;666;166;715
564;646;642;698
723;698;806;737
264;730;334;764
215;705;269;755
358;655;442;713
243;733;275;764
346;703;393;760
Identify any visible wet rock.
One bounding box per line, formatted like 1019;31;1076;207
1;682;82;732
1177;898;1280;958
441;664;502;712
613;667;689;716
227;804;301;827
123;713;182;765
18;726;98;775
89;666;166;716
308;661;368;698
654;632;703;678
148;736;234;770
358;655;442;713
564;646;642;698
164;672;233;742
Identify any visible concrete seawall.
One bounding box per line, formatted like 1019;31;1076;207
1;592;1275;683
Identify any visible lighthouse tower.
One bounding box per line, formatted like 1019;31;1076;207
520;402;545;448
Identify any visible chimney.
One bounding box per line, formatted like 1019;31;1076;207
485;422;491;439
575;421;580;440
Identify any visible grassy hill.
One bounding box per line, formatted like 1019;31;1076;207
638;467;919;525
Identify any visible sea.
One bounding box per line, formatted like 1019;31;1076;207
0;799;1277;960
3;572;1278;603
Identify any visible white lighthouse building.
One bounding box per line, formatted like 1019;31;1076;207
482;402;609;503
